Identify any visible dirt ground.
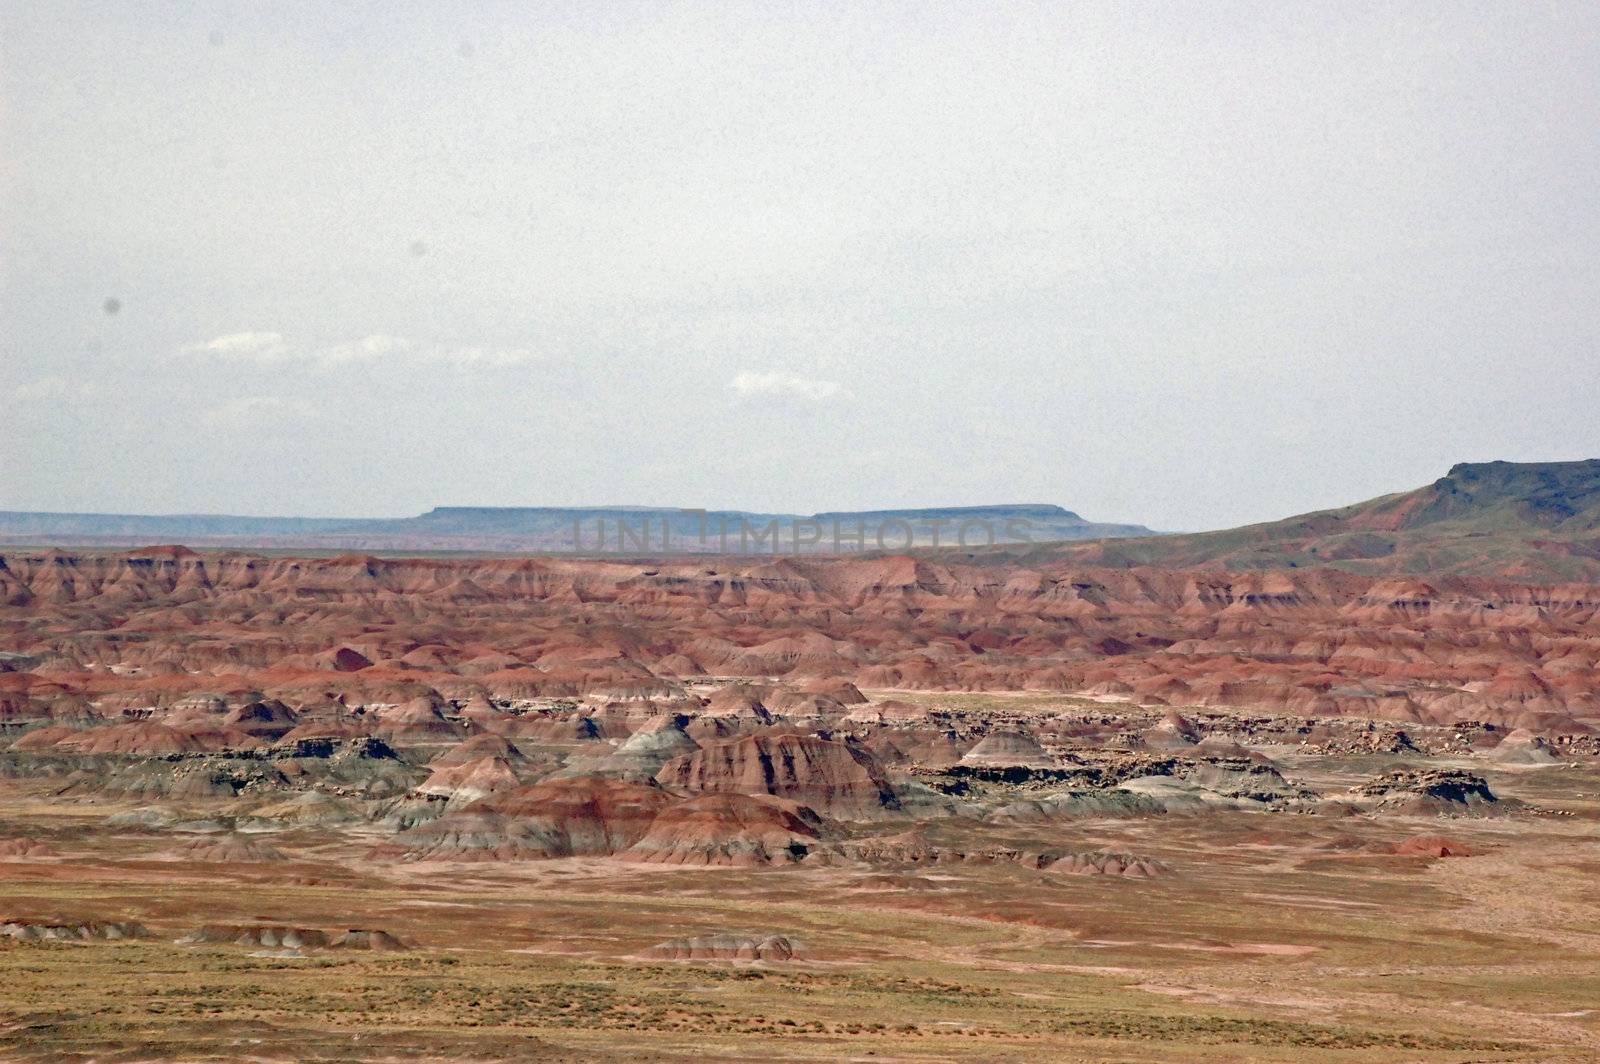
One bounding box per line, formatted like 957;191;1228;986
2;749;1597;1063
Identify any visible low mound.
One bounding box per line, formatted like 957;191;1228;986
391;776;674;861
702;687;772;723
167;835;288;862
501;713;604;743
330;928;408;951
374;697;464;742
858;699;934;724
1182;758;1304;801
1049;851;1171;877
1488;728;1561;766
986;789;1168;822
656;732;898;820
0;837;57;859
582;713;700;779
2;918;148;941
429;732;527;767
104;806;181;830
830;829;941;864
1392;835;1475;858
416;756;520;804
1142;711;1201;751
1355;769;1500;814
1192;736;1276;764
646;933;803;962
959;729;1053;768
819;831;1077;870
323;646;374;672
277;720;374;744
223;700;299;739
618;793;822;866
180;925;331;948
53;722;225;756
250;791;366;826
11;725;82;752
801;678;867;704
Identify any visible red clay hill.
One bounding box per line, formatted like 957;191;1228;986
2;545;1599;735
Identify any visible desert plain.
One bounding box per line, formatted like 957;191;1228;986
1;541;1599;1062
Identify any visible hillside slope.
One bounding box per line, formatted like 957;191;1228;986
996;460;1600;582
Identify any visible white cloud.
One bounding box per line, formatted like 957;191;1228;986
180;331;292;361
200;395;315;428
320;334;413;364
176;333;537;371
730;371;845;402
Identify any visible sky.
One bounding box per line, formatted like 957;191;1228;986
3;1;1599;532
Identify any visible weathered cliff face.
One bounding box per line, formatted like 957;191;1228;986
2;550;1599;733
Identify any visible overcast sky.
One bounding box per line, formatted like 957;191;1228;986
3;2;1598;531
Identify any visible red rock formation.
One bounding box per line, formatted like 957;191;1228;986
656;732;898;819
618;793;821;866
429;732;527;767
391;777;675;861
373;697;464;743
2;550;1599;736
416;756;521;804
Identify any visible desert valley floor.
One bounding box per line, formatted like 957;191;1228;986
2;548;1599;1061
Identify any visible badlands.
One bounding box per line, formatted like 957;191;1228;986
1;534;1600;1060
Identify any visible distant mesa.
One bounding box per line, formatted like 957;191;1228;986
0;502;1155;554
5;459;1599;580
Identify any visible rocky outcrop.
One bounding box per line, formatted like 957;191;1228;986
1488;728;1561;765
656;732;898;819
390;777;675;861
416;756;520;804
330;928;408;951
2;918;148;941
180;925;331;948
617;793;822;866
1354;770;1500;815
644;933;803;961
